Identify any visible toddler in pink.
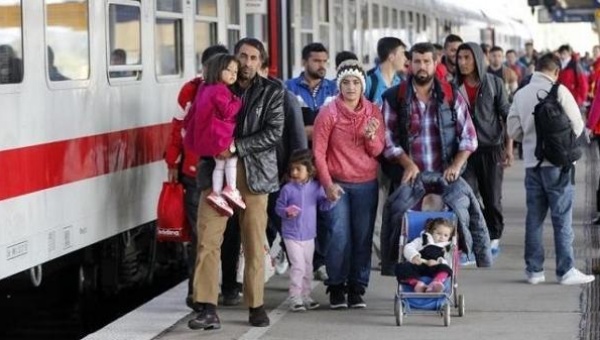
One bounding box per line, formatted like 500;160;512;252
184;54;244;216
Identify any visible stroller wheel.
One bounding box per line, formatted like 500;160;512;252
394;298;403;326
443;304;451;326
458;294;465;317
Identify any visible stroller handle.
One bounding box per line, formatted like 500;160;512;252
419;171;449;187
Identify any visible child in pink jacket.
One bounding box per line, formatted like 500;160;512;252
184;54;244;217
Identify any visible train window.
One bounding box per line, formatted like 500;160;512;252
197;0;217;16
157;0;182;12
45;0;90;82
400;10;405;29
227;0;240;52
422;15;427;32
194;21;218;73
371;4;379;29
0;0;23;84
301;0;312;30
155;1;183;78
382;6;389;30
416;13;420;34
228;0;240;25
333;0;343;51
360;1;368;64
318;0;329;49
195;0;218;74
347;0;356;52
246;14;268;47
392;8;398;30
107;3;142;80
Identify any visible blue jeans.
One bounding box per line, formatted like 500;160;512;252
524;167;575;278
325;180;378;288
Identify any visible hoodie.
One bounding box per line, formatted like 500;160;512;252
455;42;510;148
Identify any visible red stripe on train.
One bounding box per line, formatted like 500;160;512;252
0;123;171;201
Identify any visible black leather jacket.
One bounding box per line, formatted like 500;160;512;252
197;75;285;194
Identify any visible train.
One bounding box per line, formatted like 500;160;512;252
0;0;531;293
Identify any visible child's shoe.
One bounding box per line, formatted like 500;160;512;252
289;296;306;312
222;186;246;210
426;281;445;293
302;295;320;310
206;192;234;217
413;281;427;293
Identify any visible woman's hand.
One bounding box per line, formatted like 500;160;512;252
364;117;380;140
411;255;423;265
325;184;344;202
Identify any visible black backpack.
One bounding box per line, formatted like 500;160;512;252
532;83;582;168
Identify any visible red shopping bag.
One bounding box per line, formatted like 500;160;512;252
156;182;191;242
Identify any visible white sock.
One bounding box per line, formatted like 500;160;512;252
225;156;238;190
213;158;225;194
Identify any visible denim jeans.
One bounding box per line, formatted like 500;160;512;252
524;167;575;278
325;180;378;288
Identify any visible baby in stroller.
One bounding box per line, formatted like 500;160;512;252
395;217;454;293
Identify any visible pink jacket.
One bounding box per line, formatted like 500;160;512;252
184;83;242;157
313;96;385;189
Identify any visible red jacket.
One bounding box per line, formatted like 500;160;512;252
164;78;202;178
558;55;588;107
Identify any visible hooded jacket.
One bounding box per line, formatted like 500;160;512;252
455;42;510;148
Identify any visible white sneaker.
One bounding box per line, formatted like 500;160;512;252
289;296;306;312
559;268;595;285
313;265;328;281
526;271;546;284
302;295;320;310
274;250;289;275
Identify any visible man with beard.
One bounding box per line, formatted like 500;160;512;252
285;42;338;144
379;42;479;274
285;42;337;282
456;42;511;261
436;34;463;82
188;38;284;330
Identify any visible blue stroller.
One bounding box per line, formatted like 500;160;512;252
393;211;465;326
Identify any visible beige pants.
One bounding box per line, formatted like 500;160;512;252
193;161;268;307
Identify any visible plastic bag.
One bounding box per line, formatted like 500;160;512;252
156;182;191;242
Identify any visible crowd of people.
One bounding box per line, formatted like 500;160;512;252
163;34;600;331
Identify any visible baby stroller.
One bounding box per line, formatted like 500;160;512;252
393;211;465;326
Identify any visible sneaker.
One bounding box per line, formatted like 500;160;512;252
526;270;546;285
490;239;501;258
289;296;306;312
426;281;445;293
302;295;320;310
188;308;221;330
559;268;595;285
327;285;347;309
314;265;328;281
348;292;366;309
274;249;289;275
222;186;246;210
249;305;270;327
593;216;600;225
206;192;234;217
460;252;476;266
221;290;241;306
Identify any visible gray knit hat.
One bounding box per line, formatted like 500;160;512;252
336;59;366;94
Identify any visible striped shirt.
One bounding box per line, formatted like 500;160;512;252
382;84;478;173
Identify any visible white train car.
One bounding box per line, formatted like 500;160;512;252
0;0;530;292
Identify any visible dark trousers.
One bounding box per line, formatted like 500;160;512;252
181;175;200;296
266;191;283;248
313;211;330;270
220;216;241;295
463;147;505;240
